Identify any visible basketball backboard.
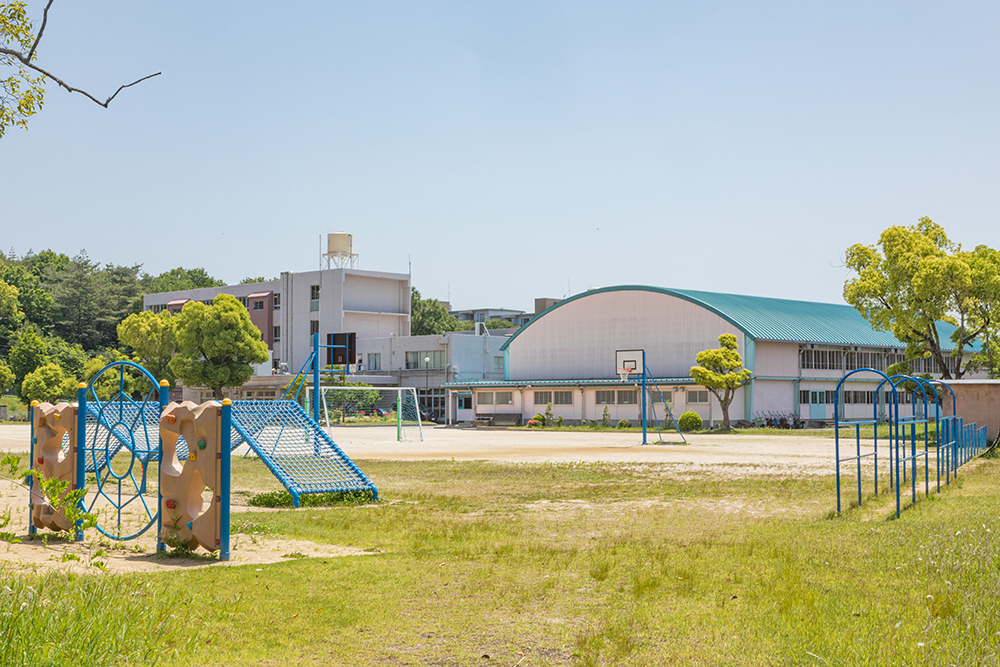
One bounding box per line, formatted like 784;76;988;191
615;349;645;378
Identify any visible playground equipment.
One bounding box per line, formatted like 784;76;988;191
287;333;424;442
29;400;80;533
615;349;686;444
834;370;990;518
27;357;378;555
160;400;231;558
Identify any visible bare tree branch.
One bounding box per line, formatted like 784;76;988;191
25;0;53;62
1;0;159;109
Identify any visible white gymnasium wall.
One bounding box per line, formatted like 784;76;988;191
506;289;745;381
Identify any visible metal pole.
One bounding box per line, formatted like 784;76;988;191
312;332;320;424
397;390;402;442
75;383;87;541
220;399;232;562
641;370;648;445
157;380;169;552
28;401;37;536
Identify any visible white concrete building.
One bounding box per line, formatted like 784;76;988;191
143;267;411;374
445;286;982;428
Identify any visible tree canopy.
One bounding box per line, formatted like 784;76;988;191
690;333;753;431
117;310;176;385
844;217;1000;379
169;294;269;399
411;288;463;335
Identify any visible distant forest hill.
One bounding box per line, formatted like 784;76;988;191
0;249;226;357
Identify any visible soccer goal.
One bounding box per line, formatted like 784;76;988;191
305;386;424;441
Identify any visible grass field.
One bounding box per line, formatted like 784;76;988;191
8;453;1000;665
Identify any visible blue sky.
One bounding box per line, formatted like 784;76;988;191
3;1;999;313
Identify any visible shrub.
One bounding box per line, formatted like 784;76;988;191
532;413;546;426
555;416;564;427
527;419;541;427
544;402;554;424
580;419;588;427
601;406;611;427
617;418;631;429
678;411;703;432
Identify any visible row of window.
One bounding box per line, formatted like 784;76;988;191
801;349;961;375
800;389;934;406
471;389;709;408
148;293;280;314
477;391;513;405
406;350;446;369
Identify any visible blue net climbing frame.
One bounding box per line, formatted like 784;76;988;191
229;400;378;506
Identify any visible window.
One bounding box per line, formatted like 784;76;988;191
458;396;472;410
475;313;486;322
595;390;616;405
477;392;494;405
534;391;552;405
495;391;513;405
405;350;446;369
687;390;709;405
367;353;381;371
310;285;320;311
799;390;809;405
617;390;637;405
237;296;249;308
553;391;573;405
252;300;264;311
800;349;845;371
310;320;319;336
149;304;165;314
273;326;281;342
494;356;504;372
273;294;281;309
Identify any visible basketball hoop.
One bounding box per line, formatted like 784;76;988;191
617;368;631;382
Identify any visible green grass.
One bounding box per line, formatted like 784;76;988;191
9;455;1000;664
145;457;1000;665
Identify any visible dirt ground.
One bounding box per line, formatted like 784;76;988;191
0;423;858;575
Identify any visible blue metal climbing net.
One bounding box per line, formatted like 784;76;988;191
229;400;378;506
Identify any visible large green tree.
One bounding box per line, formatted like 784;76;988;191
844;218;1000;379
169;294;269;399
47;252;102;349
0;263;49;330
0;359;14;395
117;310;176;385
690;333;753;431
411;288;462;335
141;267;225;294
7;325;46;385
0;277;24;341
20;362;75;403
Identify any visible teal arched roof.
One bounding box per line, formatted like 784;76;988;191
500;285;966;351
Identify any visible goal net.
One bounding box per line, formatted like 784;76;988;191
305;386;423;441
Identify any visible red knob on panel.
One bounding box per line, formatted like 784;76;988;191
165;499;177;510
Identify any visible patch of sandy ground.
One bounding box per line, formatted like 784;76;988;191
0;423;877;574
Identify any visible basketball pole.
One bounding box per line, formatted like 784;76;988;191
642;369;648;445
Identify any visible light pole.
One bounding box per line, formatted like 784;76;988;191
424;356;430;420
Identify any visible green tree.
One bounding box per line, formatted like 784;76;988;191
95;262;143;345
411;288;461;335
0;278;24;341
47;251;102;349
0;359;14;395
690;333;753;431
20;362;75;403
117;310;176;385
41;334;86;379
0;1;45;137
844;218;1000;380
21;248;70;281
141;267;224;294
7;325;46;385
0;263;49;330
169;294;269;399
485;318;515;329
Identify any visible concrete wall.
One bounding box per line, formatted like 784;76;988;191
946;380;1000;441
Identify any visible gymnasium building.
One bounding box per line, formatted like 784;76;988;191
444;285;980;427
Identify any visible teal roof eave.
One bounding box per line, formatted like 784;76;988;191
444;377;697;388
500;285;980;353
